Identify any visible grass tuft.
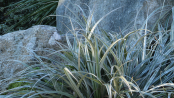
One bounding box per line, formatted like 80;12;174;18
1;3;174;98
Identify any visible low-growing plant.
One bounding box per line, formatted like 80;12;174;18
1;3;174;98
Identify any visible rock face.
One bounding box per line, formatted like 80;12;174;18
0;25;62;91
56;0;174;34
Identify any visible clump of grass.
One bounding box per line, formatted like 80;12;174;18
1;3;174;98
1;0;58;34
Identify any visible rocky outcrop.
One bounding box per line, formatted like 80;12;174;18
0;25;62;91
56;0;174;34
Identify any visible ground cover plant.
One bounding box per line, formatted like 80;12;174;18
0;0;58;34
1;3;174;98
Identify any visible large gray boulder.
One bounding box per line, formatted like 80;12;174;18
56;0;174;34
0;25;62;91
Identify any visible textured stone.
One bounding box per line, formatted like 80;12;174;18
0;25;62;91
56;0;174;34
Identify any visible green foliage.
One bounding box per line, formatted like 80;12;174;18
0;0;58;34
7;80;30;90
1;3;174;98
